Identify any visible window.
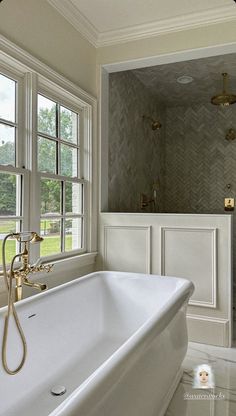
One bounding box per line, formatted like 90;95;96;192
37;93;84;257
0;53;94;266
0;71;27;264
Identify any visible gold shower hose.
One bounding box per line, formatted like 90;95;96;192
2;234;27;375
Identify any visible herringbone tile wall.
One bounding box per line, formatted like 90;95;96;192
164;104;236;214
108;71;236;307
108;71;165;212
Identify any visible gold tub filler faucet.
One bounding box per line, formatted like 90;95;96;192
1;231;53;375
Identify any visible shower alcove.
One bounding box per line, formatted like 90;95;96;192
99;49;236;347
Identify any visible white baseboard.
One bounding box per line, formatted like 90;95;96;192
187;314;230;347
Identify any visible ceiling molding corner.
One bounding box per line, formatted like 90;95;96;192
47;0;99;47
47;2;236;48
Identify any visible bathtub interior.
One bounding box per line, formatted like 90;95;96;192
0;272;189;416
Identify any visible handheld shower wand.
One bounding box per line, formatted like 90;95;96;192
1;232;52;375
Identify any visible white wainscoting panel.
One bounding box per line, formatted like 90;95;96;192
161;227;217;308
99;213;231;347
104;225;151;273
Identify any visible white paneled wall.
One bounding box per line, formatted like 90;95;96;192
161;227;217;308
104;226;151;273
98;213;232;347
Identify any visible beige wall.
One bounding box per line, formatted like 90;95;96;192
0;0;96;97
97;21;236;65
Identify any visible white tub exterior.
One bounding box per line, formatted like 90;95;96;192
0;271;193;416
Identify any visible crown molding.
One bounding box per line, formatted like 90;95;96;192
47;1;236;48
97;5;236;47
48;0;98;47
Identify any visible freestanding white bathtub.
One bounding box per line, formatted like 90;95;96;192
0;271;193;416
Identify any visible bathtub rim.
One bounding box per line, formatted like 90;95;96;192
0;270;194;314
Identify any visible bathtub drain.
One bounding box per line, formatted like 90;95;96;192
51;385;66;396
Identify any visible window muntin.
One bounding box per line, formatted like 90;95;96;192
39;177;84;256
37;93;80;178
37;93;85;258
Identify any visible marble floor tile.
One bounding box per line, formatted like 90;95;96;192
165;342;236;416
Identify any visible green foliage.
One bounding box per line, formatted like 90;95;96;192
41;179;60;214
0;173;16;215
0;107;76;219
38;107;56;137
0;141;15;165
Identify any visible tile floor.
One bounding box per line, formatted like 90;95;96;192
165;342;236;415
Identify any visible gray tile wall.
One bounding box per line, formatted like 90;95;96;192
108;71;165;212
164;104;236;214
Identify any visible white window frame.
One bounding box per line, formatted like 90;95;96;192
0;65;30;241
33;80;88;262
0;37;97;267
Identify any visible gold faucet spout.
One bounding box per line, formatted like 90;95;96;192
23;278;48;291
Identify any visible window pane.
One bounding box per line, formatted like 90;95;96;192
61;144;77;177
0;74;16;122
40;219;61;255
41;179;61;215
65;182;82;214
38;137;56;173
38;95;56;137
0;220;20;264
0;124;15;165
60;106;77;144
65;218;82;251
0;172;18;215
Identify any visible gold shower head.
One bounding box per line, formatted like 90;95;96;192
211;73;236;106
11;231;44;243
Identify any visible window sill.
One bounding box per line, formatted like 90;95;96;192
0;252;97;296
49;251;98;270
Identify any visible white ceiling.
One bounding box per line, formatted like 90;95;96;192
48;0;236;47
70;0;233;32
